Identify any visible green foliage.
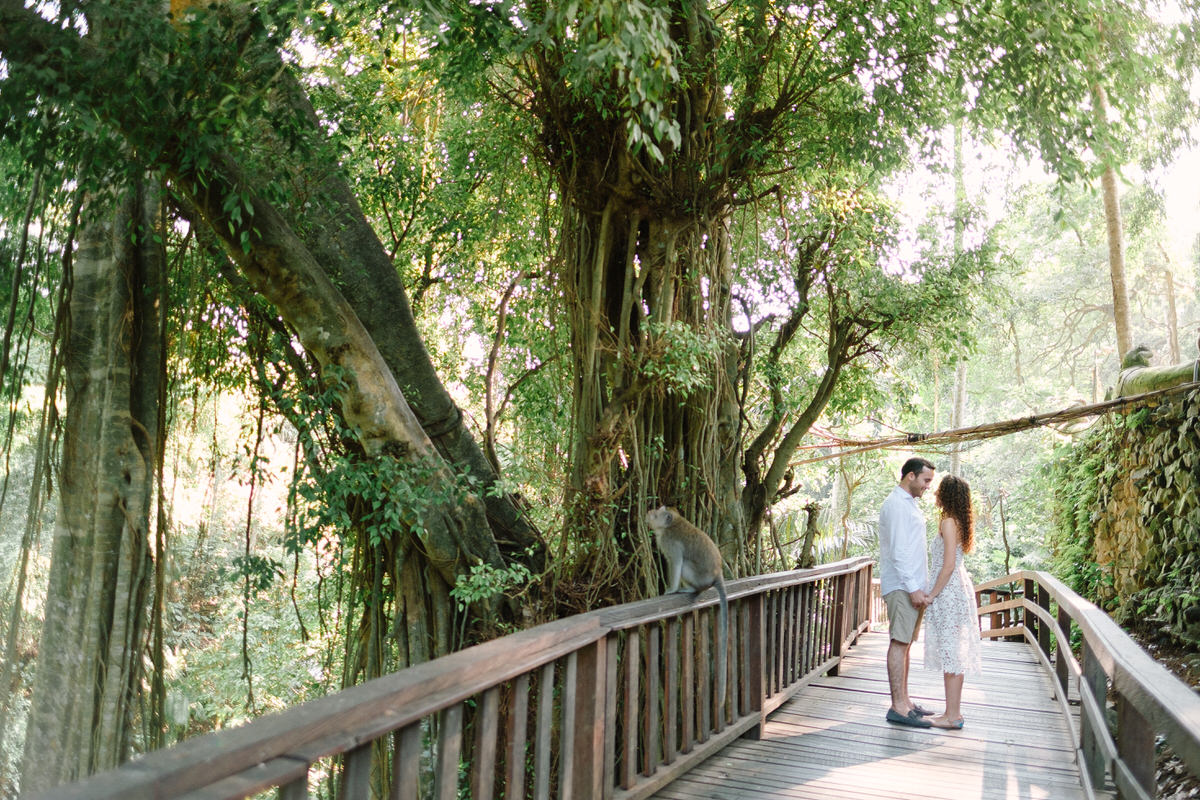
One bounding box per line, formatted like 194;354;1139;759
950;0;1199;180
733;173;1002;435
296;449;470;548
222;555;285;596
418;0;683;161
450;552;534;611
165;561;331;728
1048;437;1112;600
294;14;573;541
1133;392;1200;629
549;0;682;161
639;321;726;398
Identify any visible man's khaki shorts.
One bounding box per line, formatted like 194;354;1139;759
885;589;923;644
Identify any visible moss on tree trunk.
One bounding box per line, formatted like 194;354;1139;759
22;184;163;791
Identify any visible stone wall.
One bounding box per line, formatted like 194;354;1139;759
1091;443;1154;602
1053;387;1200;641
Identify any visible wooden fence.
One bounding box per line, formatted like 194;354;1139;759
975;571;1200;800
32;557;875;800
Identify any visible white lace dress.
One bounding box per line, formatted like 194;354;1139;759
923;534;982;676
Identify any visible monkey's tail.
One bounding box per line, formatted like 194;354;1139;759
715;579;728;724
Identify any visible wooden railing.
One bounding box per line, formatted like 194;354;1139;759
975;572;1200;800
33;557;875;800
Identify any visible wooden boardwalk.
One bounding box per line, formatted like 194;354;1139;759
652;631;1090;800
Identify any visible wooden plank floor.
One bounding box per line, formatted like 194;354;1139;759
652;631;1089;800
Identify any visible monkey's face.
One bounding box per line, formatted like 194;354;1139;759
646;505;674;528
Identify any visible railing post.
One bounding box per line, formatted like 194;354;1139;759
434;704;463;800
1079;641;1109;791
800;583;814;675
505;676;531;799
621;630;640;789
570;638;607;799
828;574;848;677
868;563;878;623
645;625;661;773
664;619;679;764
680;614;694;755
343;743;372;799
743;592;766;740
848;567;864;639
865;564;875;626
603;640;619;800
1023;577;1037;642
1116;693;1155;800
1036;582;1052;661
1055;606;1071;698
470;687;500;800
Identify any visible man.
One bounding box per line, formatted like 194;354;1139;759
878;456;935;728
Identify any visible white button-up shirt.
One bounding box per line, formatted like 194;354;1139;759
878;485;928;596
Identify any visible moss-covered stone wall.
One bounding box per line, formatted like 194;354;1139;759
1050;387;1200;642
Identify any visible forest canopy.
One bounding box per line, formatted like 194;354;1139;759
0;0;1198;794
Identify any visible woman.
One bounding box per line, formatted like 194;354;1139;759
922;474;981;729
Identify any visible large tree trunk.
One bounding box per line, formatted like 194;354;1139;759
1114;357;1198;396
531;11;747;599
172;146;504;671
1091;81;1133;361
21;184;163;792
1159;248;1180;363
949;360;967;474
557;186;744;599
187;70;530;666
269;68;544;570
167;23;545;667
1100;158;1131;358
176;149;506;581
949;119;968;475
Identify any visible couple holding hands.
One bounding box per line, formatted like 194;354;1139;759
878;457;981;731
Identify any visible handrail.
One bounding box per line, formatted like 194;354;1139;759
975;571;1200;800
31;557;875;800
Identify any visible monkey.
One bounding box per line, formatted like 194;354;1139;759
645;505;728;719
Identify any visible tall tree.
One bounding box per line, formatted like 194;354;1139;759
957;0;1199;364
950;119;969;475
0;0;544;582
20;185;164;791
421;0;1005;598
1093;79;1134;359
0;1;547;785
734;179;987;557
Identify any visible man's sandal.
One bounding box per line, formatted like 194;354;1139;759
885;708;933;728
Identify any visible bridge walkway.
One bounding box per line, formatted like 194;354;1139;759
653;632;1090;800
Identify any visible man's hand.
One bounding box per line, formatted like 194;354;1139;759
909;589;929;608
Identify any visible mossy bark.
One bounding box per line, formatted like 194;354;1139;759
21;185;163;791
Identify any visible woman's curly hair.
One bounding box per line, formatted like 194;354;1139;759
935;475;975;553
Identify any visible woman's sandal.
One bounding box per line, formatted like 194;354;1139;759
930;716;965;730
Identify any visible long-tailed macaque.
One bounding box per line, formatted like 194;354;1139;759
645;505;728;717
